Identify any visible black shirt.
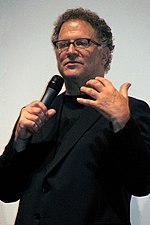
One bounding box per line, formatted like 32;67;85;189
56;95;85;147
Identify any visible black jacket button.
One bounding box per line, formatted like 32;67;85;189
34;213;40;220
42;182;49;193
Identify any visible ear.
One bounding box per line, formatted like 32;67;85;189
101;47;111;66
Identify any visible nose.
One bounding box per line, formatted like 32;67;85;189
67;42;77;53
66;43;78;60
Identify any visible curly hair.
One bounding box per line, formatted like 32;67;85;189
51;7;115;73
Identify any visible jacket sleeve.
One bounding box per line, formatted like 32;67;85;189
111;98;150;196
0;127;54;203
0;99;60;203
0;137;30;202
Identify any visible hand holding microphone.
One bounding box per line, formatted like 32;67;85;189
14;75;64;142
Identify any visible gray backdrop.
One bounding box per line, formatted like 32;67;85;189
0;0;149;224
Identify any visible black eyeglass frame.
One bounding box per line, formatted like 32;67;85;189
53;38;102;51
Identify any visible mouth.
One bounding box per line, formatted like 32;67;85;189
64;61;83;67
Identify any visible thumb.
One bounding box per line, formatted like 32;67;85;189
119;82;131;98
47;108;56;117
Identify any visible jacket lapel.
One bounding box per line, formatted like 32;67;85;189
44;104;102;177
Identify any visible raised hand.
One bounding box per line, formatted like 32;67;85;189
77;77;131;132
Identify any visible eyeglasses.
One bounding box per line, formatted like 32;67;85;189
53;38;101;52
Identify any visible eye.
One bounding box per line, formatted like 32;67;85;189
75;39;89;47
58;41;69;49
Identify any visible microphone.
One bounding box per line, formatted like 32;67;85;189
27;75;64;135
41;75;64;109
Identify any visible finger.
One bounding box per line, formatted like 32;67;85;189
77;97;95;107
95;77;112;87
19;116;36;127
80;86;98;99
19;111;43;136
27;109;56;130
24;103;48;123
26;109;56;134
29;100;48;111
119;82;131;99
47;109;56;117
28;103;47;115
86;79;104;92
26;123;39;135
17;118;39;137
21;110;43;127
26;101;48;118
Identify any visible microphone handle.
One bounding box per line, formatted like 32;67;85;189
41;87;58;109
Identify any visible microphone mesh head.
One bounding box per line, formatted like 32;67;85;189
48;75;64;92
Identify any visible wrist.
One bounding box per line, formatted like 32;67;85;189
13;137;29;152
112;113;130;133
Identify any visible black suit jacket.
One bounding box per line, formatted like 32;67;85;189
0;94;150;225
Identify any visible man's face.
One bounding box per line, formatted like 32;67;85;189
55;19;107;83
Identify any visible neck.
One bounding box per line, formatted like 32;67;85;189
63;73;105;96
64;77;85;96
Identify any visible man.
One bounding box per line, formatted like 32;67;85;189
0;7;150;225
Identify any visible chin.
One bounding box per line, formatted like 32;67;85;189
62;72;81;79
